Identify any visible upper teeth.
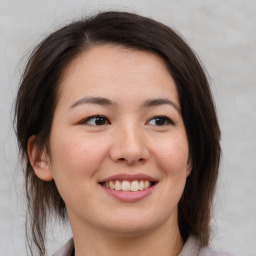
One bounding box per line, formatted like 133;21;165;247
103;180;151;192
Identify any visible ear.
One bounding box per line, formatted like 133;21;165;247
27;135;53;181
186;157;193;177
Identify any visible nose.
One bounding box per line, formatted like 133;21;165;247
109;123;150;165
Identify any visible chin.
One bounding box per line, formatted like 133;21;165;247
101;222;155;238
97;209;175;238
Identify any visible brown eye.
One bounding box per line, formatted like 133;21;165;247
147;116;174;126
81;115;110;126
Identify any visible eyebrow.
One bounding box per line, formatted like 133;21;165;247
143;98;181;114
70;96;181;114
70;97;114;108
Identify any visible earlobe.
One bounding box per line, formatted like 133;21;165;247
27;135;53;181
186;158;193;177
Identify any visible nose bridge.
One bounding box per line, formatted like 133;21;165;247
110;119;149;164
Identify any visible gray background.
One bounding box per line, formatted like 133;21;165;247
1;0;255;255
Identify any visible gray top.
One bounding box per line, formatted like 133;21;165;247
52;235;236;256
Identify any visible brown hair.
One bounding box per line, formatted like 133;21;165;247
14;11;220;255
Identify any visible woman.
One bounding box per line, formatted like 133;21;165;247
14;11;230;256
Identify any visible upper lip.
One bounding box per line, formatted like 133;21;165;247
99;173;158;183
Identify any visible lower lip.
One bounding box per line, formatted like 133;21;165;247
100;184;157;202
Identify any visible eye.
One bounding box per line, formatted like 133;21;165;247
147;115;174;126
80;115;110;126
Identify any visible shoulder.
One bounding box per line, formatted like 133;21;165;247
52;238;74;256
199;246;237;256
179;235;239;256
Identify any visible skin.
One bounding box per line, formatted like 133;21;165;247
28;44;192;256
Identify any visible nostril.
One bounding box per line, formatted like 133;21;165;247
117;157;145;164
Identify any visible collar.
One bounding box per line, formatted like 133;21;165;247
52;235;202;256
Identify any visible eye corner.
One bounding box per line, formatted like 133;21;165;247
78;114;111;126
147;115;175;126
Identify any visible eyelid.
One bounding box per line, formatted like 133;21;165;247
77;114;174;126
146;115;175;126
79;115;111;125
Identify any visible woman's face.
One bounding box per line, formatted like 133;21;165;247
38;45;192;236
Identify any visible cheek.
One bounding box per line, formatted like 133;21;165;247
48;134;108;207
153;135;189;201
49;132;108;182
155;136;189;174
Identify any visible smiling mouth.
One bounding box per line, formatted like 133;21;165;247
99;180;157;192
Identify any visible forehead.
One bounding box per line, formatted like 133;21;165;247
61;44;170;81
57;44;179;107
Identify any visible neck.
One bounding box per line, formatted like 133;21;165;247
70;215;184;256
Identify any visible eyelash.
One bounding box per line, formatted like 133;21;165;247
79;115;110;126
79;115;174;126
147;115;174;126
